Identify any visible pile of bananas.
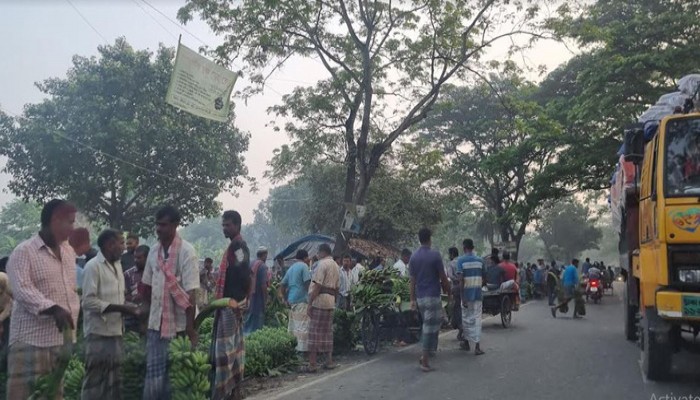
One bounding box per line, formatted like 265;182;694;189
63;356;85;399
168;336;211;400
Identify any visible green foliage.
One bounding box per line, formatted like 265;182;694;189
422;74;567;251
537;198;602;263
180;217;228;263
264;163;441;245
0;199;40;256
245;327;298;377
350;268;402;311
540;0;700;190
179;0;544;248
264;280;289;328
333;310;358;354
0;38;249;236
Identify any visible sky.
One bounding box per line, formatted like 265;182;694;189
0;0;575;224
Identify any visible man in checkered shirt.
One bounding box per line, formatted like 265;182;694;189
6;199;81;399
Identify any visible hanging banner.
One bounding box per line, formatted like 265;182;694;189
341;203;366;234
165;40;237;122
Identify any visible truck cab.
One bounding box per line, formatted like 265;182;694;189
624;113;700;380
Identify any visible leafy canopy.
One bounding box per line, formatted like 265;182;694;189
0;39;250;236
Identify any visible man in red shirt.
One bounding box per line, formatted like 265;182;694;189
499;252;520;307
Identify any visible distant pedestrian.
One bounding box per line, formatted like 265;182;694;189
445;247;462;337
551;259;582;319
393;249;411;277
546;267;559;306
581;258;592;276
338;254;355;310
456;239;485;356
244;247;269;336
120;232;139;272
306;243;340;372
124;245;150;334
409;228;450;372
69;227;92;291
280;250;312;352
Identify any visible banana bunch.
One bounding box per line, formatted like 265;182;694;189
63;356;85;399
169;336;211;400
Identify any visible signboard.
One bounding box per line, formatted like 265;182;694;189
165;40;238;122
341;203;367;234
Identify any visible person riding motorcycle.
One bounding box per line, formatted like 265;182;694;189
585;265;602;301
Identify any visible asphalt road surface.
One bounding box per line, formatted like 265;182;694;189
255;283;700;400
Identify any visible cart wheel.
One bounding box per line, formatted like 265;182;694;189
500;296;512;328
361;309;380;355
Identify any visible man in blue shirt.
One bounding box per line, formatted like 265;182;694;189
280;250;312;352
409;228;450;372
455;238;486;355
551;259;581;318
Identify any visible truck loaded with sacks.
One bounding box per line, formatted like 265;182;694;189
610;74;700;381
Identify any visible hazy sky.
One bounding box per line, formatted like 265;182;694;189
0;0;575;224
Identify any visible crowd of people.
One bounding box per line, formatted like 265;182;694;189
0;197;620;398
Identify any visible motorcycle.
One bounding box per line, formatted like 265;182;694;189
586;278;603;304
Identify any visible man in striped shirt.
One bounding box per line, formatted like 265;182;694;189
6;199;81;399
455;238;486;355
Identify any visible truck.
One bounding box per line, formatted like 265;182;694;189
611;77;700;380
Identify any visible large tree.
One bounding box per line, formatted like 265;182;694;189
179;0;545;249
537;198;602;263
541;0;700;190
0;39;249;236
421;73;566;254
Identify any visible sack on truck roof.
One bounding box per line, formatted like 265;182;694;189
638;104;674;123
678;74;700;95
656;91;686;109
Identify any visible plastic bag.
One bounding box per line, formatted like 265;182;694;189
638;105;674;123
656;91;687;109
678;74;700;95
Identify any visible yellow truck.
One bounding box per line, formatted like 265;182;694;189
612;105;700;380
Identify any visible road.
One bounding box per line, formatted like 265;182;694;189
253;283;700;400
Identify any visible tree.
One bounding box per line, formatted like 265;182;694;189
179;0;545;250
422;73;566;254
540;0;700;190
537;198;602;263
0;38;249;236
262;163;442;247
0;199;41;256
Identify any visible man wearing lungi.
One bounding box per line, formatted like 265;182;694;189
455;238;486;356
6;199;81;399
141;206;200;400
280;250;312;353
306;243;339;372
409;228;451;372
81;228;140;399
211;210;251;400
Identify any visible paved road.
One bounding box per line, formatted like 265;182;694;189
255;283;700;400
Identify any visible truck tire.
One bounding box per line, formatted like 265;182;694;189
624;284;638;341
641;308;672;381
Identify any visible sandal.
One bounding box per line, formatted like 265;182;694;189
475;348;485;356
323;363;339;370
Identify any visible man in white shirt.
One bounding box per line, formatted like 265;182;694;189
392;249;411;277
352;257;365;283
81;229;139;399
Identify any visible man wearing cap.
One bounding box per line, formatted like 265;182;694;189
244;246;269;336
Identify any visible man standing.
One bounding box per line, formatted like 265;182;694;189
456;239;486;356
393;249;411;277
279;250;312;353
409;228;450;372
339;254;357;310
6;199;80;399
445;247;462;337
212;210;251;400
124;245;150;334
306;243;340;372
81;229;139;399
546;265;559;306
69;227;91;291
351;257;365;284
120;233;139;272
142;206;200;400
552;259;581;319
197;257;215;309
245;247;269;336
